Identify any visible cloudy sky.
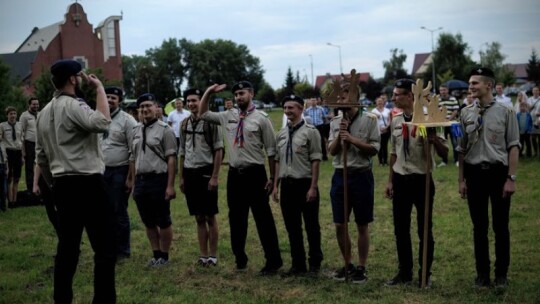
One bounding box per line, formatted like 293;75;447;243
1;0;539;89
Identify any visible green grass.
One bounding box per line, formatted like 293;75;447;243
1;109;539;303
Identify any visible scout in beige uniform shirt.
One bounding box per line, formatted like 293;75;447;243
327;104;380;283
36;95;109;176
0;121;23;150
456;67;520;288
201;109;276;167
328;111;381;169
130;93;177;267
272;94;323;276
35;59;115;303
385;78;448;288
199;81;282;275
20;100;39;192
101;108;137;167
130;120;177;174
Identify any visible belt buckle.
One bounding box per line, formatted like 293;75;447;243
480;163;490;170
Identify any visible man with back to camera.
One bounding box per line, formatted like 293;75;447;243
101;86;138;261
35;59;116;303
199;81;283;275
458;67;520;288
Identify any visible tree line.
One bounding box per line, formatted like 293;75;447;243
1;33;540;120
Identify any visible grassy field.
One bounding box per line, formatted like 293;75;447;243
1;108;539;303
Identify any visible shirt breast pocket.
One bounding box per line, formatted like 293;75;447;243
245;125;260;138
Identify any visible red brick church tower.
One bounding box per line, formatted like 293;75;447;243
1;2;123;94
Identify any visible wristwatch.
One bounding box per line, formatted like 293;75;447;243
507;175;517;181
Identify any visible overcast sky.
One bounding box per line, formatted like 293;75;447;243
1;0;539;89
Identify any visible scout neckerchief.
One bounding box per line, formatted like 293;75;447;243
402;112;412;159
8;121;17;141
286;120;305;164
142;118;158;153
102;108;121;140
234;104;256;148
187;116;201;150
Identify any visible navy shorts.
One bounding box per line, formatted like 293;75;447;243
183;165;219;216
330;168;374;225
133;173;172;229
6;149;22;180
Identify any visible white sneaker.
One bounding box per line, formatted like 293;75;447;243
437;162;447;168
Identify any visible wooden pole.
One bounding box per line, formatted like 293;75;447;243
342;136;350;282
421;140;432;288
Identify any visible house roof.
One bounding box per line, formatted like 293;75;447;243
412;52;431;76
0;51;38;82
505;63;528;79
315;72;370;89
15;22;61;53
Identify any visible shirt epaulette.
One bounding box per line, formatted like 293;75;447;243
393;112;404;117
304;123;316;129
331;114;343;122
258;110;269;117
364;112;378;120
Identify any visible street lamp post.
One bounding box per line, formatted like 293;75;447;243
327;42;343;74
309;54;314;86
420;26;443;94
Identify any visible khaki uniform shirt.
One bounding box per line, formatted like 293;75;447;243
390;113;446;175
328;112;380;169
100;108;137;167
179;115;224;169
0;121;23;150
275;121;322;179
201;108;276;168
19;110;37;142
130;120;176;174
0;144;7;164
457;101;520;166
35;95;110;177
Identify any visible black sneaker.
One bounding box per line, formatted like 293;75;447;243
282;266;307;277
333;263;355;281
494;275;508;288
236;262;247;272
385;273;413;286
474;274;491;288
352;266;368;284
258;264;281;276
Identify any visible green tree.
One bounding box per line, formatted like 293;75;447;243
182;39;265;93
526;48;540;84
479;42;514;85
255;81;276;104
426;32;475;87
0;59;29;121
33;67;55;107
382;48;409;84
283;67;297;92
146;38;185;101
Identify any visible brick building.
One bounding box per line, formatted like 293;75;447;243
0;2;122;94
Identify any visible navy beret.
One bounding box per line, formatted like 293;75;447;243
281;94;304;107
394;78;415;91
469;67;495;79
105;86;123;100
136;93;157;107
183;88;202;101
50;59;82;79
231;81;253;93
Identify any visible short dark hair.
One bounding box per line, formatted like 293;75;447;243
28;97;38;105
5;106;17;116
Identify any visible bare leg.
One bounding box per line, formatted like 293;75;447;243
357;224;370;267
